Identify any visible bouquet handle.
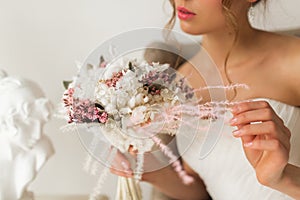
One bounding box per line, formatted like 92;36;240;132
115;177;142;200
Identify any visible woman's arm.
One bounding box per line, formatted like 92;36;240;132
142;160;211;200
270;164;300;199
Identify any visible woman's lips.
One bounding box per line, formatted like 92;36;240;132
177;6;196;20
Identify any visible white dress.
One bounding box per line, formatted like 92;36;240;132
177;98;300;200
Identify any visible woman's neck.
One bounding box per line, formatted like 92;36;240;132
201;22;262;68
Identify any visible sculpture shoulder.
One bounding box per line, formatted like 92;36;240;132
30;135;55;170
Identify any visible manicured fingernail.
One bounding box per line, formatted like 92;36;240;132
230;117;238;125
244;142;253;147
126;170;133;175
233;130;241;136
121;161;130;170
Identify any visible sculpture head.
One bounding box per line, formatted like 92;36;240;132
0;70;53;151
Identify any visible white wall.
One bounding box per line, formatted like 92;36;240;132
0;0;299;199
0;0;172;198
253;0;300;31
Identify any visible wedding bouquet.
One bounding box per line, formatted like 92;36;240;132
62;55;202;199
61;51;242;199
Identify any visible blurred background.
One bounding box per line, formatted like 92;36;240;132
0;0;299;199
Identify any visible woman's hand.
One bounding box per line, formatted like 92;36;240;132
230;100;291;187
109;146;163;179
109;148;134;178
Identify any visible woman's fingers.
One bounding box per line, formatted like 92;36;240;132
230;108;275;125
231;100;270;115
110;167;133;178
231;101;287;131
233;121;291;149
110;149;133;176
242;138;287;152
235;124;255;145
230;101;283;126
230;100;292;152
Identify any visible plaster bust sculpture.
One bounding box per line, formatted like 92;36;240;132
0;70;54;200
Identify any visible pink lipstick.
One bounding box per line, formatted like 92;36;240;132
177;6;196;20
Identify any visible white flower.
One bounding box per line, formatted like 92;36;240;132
99;98;109;106
103;64;123;80
149;111;155;121
152;62;169;71
105;103;117;114
97;83;109;96
116;92;129;108
131;106;147;125
119;107;132;115
128;96;136;108
89;58;193;156
143;96;149;103
135;93;144;105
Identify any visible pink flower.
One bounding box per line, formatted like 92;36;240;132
99;112;108;123
63;92;109;124
105;71;124;87
100;62;107;68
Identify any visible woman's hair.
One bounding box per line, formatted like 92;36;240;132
165;0;267;100
144;42;186;70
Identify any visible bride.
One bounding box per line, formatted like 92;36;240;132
111;0;300;199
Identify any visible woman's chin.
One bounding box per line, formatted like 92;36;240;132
179;22;204;35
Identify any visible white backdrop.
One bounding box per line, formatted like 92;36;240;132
0;0;172;198
0;0;299;199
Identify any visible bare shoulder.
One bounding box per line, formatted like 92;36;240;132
260;32;300;106
281;34;300;62
280;34;300;103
